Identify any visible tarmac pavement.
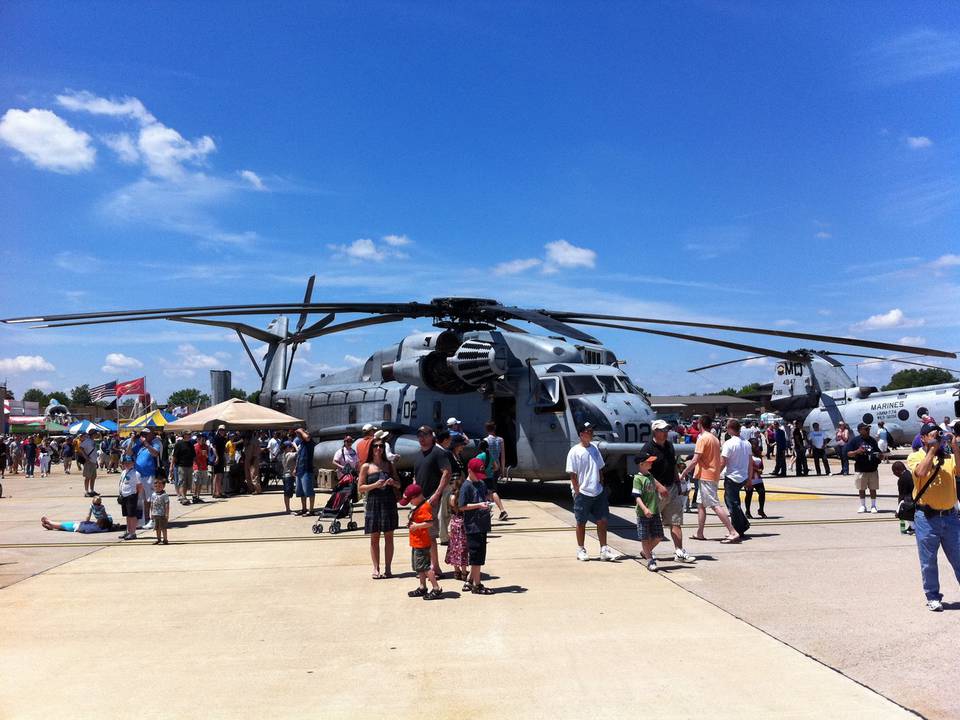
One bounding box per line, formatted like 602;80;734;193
0;464;954;718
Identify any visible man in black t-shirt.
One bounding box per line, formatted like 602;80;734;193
211;426;228;498
413;425;451;576
638;420;696;564
846;422;881;513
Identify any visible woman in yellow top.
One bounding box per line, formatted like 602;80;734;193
906;422;960;612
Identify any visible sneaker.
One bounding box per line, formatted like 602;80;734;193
192;496;204;503
576;547;589;562
599;546;620;561
646;558;658;572
143;520;155;530
120;532;137;541
674;549;697;563
857;505;867;513
424;588;444;600
926;599;943;612
498;511;509;521
870;506;879;514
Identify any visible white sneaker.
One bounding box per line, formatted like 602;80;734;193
674;549;697;563
870;506;878;514
576;547;589;562
647;558;658;572
926;599;943;612
143;520;155;531
599;546;620;561
857;505;867;513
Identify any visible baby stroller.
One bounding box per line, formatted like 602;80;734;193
312;474;358;535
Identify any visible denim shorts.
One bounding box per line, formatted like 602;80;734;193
573;488;609;524
282;473;295;498
295;472;315;498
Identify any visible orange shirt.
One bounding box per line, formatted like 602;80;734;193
355;437;374;468
408;501;433;549
694;432;721;481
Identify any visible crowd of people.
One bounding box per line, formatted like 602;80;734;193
17;409;960;610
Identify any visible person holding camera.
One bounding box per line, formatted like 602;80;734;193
846;423;881;513
906;423;960;612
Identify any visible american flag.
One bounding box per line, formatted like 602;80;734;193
90;380;118;401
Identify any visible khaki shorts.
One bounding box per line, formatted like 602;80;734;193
659;483;684;527
855;471;879;491
697;480;721;508
82;460;97;481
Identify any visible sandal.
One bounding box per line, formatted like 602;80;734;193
407;587;427;598
471;584;493;595
424;588;444;601
720;536;741;544
372;572;384;579
383;570;393;579
462;581;473;592
688;534;707;541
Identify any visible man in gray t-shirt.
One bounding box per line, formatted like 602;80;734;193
412;426;450;577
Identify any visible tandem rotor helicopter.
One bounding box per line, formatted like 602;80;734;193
5;276;956;500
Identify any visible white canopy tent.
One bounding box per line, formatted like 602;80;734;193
164;398;304;432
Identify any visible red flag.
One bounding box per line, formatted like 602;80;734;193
116;377;146;397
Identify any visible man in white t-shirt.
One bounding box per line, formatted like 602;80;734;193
808;422;831;475
741;420;757;444
719;419;752;538
566;422;619;562
78;432;99;497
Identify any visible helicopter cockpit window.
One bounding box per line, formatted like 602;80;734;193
618;376;643;396
596;376;624;393
535;377;564;413
562;375;603;396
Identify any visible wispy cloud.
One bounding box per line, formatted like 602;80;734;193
851;308;924;331
865;28;960;84
239;169;266;191
906;136;933;149
884;176;960;225
327;235;412;262
494;240;596;276
494;258;542;276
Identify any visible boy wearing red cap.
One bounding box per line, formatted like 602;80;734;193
460;458;495;594
400;484;442;600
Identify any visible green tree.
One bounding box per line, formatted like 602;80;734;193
881;368;957;391
229;388;248;400
47;391;70;406
167;388;210;407
247;389;261;405
70;384;92;406
716;387;739;397
22;388;47;404
737;383;763;396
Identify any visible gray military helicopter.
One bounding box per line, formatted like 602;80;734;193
690;350;960;445
6;277;955;499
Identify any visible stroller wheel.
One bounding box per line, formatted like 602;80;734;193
347;521;358;531
330;521;341;534
313;523;323;534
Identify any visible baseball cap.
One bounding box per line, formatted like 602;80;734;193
417;425;433;436
634;450;656;464
446;417;460;426
399;483;423;506
578;421;594;434
919;422;942;436
362;423;375;433
467;457;487;479
217;425;226;431
451;434;467;447
651;419;670;432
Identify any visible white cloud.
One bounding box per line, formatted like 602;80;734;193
327;235;411;262
159;343;221;378
56;90;155;124
344;354;365;366
102;352;143;373
898;336;927;345
852;308;924;330
0;108;95;173
774;319;798;327
494;258;542;275
744;357;771;367
906;136;933;149
815;231;832;239
102;133;139;164
543;239;596;273
137;122;216;179
934;254;960;267
240;169;266;191
31;380;55;391
54;251;104;272
0;355;56;373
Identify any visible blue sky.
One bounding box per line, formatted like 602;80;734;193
1;2;958;402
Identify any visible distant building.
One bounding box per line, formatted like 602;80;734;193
650;394;759;420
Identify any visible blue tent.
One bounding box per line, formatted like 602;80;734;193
68;419;109;434
98;419;119;432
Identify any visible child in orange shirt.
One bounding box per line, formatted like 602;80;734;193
400;483;442;600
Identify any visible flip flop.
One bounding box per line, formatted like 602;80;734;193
371;572;384;579
720;537;741;544
688;535;707;541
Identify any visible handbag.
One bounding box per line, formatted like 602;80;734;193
896;457;944;521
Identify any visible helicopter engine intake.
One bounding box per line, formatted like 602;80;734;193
447;339;508;386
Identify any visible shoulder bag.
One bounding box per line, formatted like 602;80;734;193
896;457;944;522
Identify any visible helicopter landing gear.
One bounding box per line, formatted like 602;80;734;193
605;465;632;505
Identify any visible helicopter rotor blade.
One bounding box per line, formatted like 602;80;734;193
166;317;284;344
687;356;768;372
825;352;960;373
293;313;337;342
496;307;598;343
549;311;956;359
294;275;316;335
568;319;805;360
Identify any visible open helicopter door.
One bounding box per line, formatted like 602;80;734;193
492;396;518;469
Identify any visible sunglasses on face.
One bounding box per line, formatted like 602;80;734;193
372;444;385;449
